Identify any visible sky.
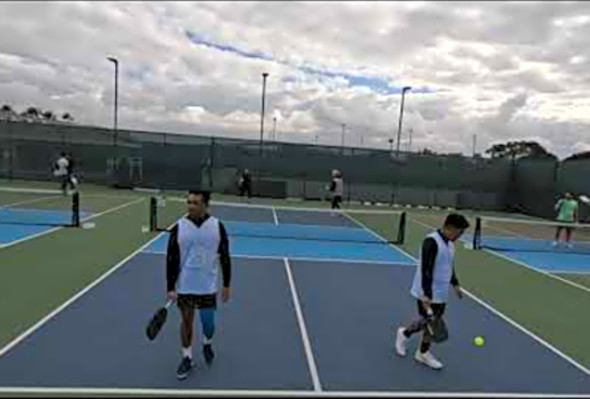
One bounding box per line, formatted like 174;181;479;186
1;1;590;159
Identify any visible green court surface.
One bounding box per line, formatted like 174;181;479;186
1;180;590;394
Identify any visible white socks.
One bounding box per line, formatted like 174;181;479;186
182;347;192;359
203;336;212;345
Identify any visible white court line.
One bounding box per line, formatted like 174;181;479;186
0;206;163;359
272;206;279;225
0;198;144;251
283;258;322;392
0;387;588;398
169;197;407;216
0;187;65;195
0;194;65;209
141;250;414;267
348;213;590;378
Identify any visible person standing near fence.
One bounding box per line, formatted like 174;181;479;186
53;152;74;195
238;169;252;199
553;192;578;248
66;152;78;190
328;169;343;214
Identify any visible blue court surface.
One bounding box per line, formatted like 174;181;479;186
0;209;92;247
1;205;590;396
470;234;590;275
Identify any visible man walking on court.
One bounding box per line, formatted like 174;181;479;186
166;190;232;380
553;192;578;248
395;213;469;370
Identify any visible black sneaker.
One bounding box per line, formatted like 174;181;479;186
203;344;215;366
176;356;194;380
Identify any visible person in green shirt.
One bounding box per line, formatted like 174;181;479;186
553;192;578;248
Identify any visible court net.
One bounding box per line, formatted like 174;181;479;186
473;215;590;255
149;196;406;245
0;187;80;227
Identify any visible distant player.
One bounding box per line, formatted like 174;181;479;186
53;152;74;195
395;213;469;370
328;169;343;213
166;190;232;380
553;192;578;248
66;152;78;190
238;169;252;198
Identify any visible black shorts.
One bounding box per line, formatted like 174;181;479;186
177;294;217;311
331;195;342;208
557;224;575;233
239;182;251;197
417;300;446;318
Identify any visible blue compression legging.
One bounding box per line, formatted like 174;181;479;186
200;308;215;341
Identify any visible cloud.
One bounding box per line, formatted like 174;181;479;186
1;1;590;160
496;93;529;124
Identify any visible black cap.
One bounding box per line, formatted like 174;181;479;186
444;213;470;229
188;189;211;204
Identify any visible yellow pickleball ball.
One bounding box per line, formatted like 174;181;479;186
474;336;485;347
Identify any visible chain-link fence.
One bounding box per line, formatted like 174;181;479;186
2;119;588;216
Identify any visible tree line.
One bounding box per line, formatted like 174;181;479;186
0;104;74;123
417;140;588;162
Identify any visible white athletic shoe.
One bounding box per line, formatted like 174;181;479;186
414;350;444;370
395;328;408;357
552;241;558;247
567;242;574;249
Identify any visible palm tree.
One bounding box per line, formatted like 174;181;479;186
0;104;14;121
41;110;56;122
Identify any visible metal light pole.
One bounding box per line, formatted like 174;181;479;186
107;57;119;148
259;72;269;150
395;86;412;156
408;128;414;152
341;123;346;152
272;116;277;142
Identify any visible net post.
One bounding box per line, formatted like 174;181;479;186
473;216;481;250
72;191;80;227
149;196;157;232
397;211;406;244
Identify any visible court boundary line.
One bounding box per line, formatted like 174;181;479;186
141;250;415;267
0;198;144;251
0;387;588;398
0;219;164;359
347;213;590;378
283;258;322;392
181;197;407;216
0;194;67;209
